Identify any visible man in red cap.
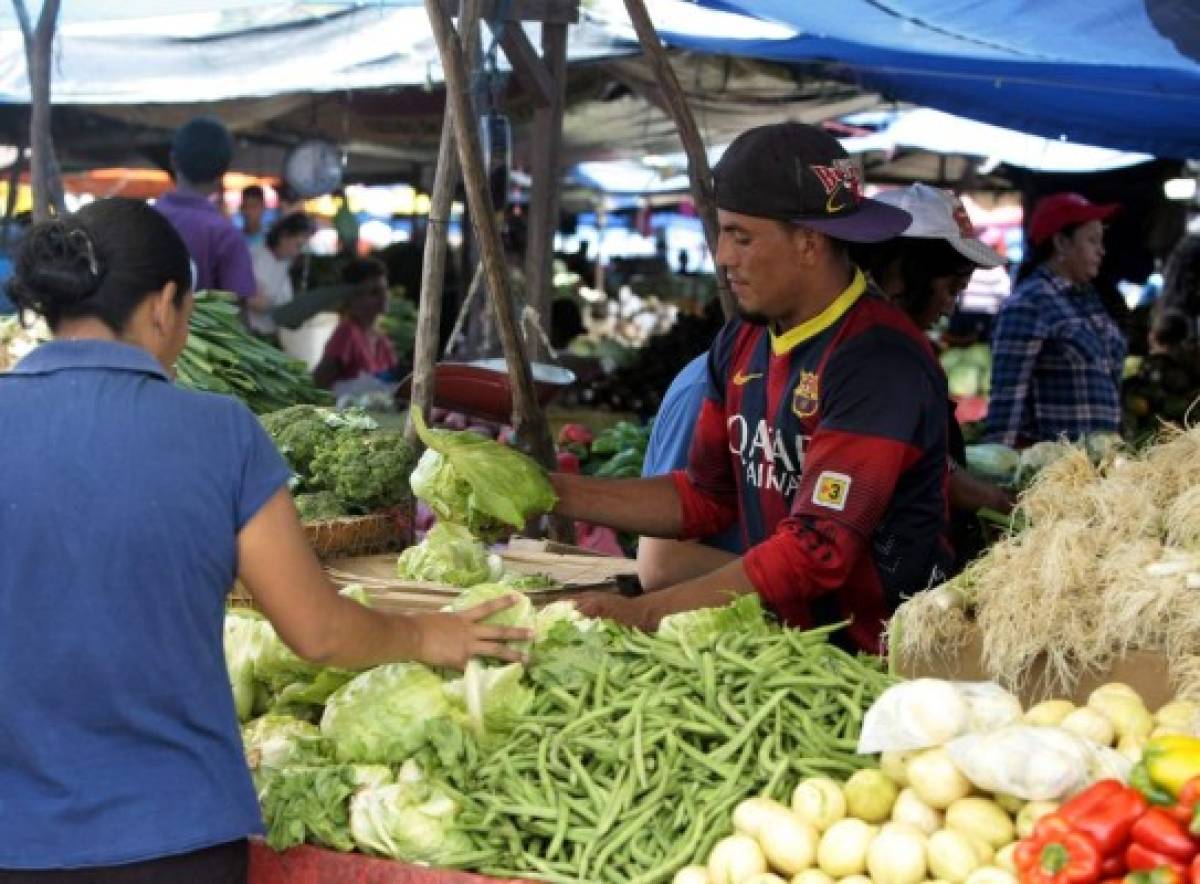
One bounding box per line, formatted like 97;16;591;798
985;192;1125;447
551;122;953;654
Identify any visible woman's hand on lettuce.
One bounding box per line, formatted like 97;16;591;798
411;593;533;670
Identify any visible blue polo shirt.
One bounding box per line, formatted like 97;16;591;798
642;354;744;554
0;339;291;869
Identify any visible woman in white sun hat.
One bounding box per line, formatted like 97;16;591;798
853;183;1014;571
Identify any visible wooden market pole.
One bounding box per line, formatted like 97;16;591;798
12;0;65;222
619;0;735;319
407;0;483;446
423;0;558;477
521;18;571;360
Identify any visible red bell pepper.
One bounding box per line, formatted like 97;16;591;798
557;423;594;448
1190;854;1200;884
1060;780;1150;857
1168;778;1200;835
1128;844;1187;874
1129;808;1200;867
1016;815;1104;884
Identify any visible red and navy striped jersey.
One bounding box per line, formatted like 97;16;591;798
672;269;952;653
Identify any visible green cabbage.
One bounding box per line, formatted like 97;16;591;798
408;407;557;542
395;522;502;587
448;583;535;631
320;662;454;763
444;660;533;735
241;714;329;781
657;594;771;652
224;610;272;721
349;775;473;864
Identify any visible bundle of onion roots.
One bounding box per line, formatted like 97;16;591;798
892;425;1200;699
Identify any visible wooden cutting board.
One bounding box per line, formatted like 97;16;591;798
322;538;636;613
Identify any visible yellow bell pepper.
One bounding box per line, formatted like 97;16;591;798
1143;734;1200;798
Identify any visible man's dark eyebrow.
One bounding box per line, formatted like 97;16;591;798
721;223;750;235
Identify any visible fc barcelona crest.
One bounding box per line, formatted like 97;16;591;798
792;371;819;418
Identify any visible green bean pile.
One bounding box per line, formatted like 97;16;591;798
176;292;332;414
444;624;892;883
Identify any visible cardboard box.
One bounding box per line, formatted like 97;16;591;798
895;624;1175;709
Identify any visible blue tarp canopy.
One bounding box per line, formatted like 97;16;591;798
661;0;1200;159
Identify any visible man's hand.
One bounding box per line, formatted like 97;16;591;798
572;592;653;630
409;594;532;670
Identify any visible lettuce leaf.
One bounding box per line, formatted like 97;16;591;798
395;522;502;587
408;407;557;542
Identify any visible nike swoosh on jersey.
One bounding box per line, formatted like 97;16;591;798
732;371;763;386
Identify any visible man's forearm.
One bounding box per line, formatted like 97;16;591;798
550;473;684;537
632;556;757;630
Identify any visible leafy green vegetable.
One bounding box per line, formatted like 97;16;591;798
395;522;501;587
449;583;535;632
657;593;771;652
311;429;416;514
242;714;329;780
224;610;272;721
499;571;559;591
444;660;533;734
320;662;454;763
408;407;557;542
259;764;356;852
294;491;346;522
350;773;473;864
177;292;331;414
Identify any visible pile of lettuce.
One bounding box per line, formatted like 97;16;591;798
408;407;557;542
394;522;503;587
225;582;554;861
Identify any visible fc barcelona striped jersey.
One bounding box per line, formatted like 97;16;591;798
672;268;952;653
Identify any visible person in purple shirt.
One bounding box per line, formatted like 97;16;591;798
154;117;256;300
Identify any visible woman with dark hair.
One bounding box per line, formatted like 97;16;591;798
984;192;1124;446
857;184;1014;568
246;211;315;340
0;199;527;882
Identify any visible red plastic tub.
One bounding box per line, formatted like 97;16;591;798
249;842;528;884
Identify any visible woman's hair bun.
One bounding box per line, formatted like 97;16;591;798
10;221;105;311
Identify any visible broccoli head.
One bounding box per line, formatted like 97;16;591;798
310;429;416;513
294;491;347;522
260;406;338;481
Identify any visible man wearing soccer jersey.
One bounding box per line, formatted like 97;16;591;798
551;123;952;653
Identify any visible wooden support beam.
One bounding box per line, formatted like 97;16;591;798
424;0;558;478
619;0;735;319
13;0;64;222
440;0;578;24
407;0;483;446
498;25;554;108
523;22;567;361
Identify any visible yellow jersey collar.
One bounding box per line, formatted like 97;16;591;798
769;268;866;356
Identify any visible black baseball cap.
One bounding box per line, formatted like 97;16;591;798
714;122;912;243
171;116;234;184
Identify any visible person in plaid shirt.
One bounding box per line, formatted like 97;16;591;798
985;193;1127;447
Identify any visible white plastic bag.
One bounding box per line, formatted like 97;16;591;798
857;679;1021;754
958;682;1023;732
944;725;1093;801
